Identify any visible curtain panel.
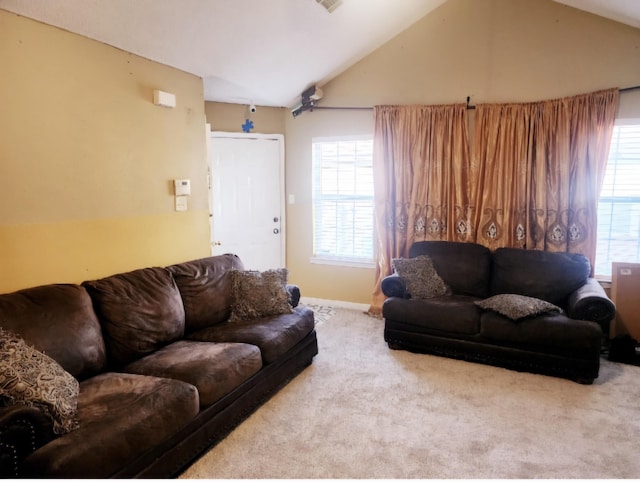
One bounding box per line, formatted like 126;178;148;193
471;88;619;268
369;104;471;314
369;89;618;314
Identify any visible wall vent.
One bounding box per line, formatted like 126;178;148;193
316;0;343;13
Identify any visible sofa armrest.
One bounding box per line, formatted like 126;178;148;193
381;273;409;299
0;405;54;478
286;284;300;308
566;278;616;333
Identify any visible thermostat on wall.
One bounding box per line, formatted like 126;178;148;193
174;179;191;196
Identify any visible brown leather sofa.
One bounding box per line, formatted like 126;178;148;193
0;254;318;478
382;241;615;384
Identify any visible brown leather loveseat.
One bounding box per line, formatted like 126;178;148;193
382;241;615;384
0;253;317;478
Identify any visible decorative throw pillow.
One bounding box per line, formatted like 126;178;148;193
229;269;293;322
0;328;79;434
392;255;451;299
475;294;562;321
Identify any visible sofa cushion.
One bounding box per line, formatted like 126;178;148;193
480;311;602;355
229;269;293;322
83;268;185;366
167;254;244;332
475;294;562;321
0;328;79;435
188;306;315;364
123;340;262;407
24;372;198;479
409;241;492;298
383;296;481;336
392;256;451;300
490;248;590;305
0;284;107;380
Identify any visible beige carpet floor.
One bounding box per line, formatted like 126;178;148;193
180;307;640;479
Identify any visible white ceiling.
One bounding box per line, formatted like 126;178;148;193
1;0;639;108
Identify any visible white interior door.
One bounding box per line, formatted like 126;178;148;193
210;133;285;271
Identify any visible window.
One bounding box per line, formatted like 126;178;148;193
311;136;374;266
595;123;640;278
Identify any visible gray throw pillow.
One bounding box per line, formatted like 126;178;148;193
392;255;451;299
0;327;80;434
229;268;293;322
475;294;562;321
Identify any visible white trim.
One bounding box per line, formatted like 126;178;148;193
310;256;375;269
312;134;373;143
300;297;370;312
212;131;284;141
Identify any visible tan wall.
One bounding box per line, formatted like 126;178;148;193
0;10;210;292
4;0;639;305
204;102;286;135
285;0;640;305
285;109;375;304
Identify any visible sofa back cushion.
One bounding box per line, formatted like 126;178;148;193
490;248;590;305
167;254;244;332
83;267;185;366
409;241;492;298
0;284;107;380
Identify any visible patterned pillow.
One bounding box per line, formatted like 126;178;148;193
0;328;79;434
475;294;562;321
229;269;293;322
392;255;451;299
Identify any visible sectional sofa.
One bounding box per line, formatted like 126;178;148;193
0;253;318;478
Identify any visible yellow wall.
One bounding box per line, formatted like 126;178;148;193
3;0;640;304
204;102;285;135
0;10;210;292
284;0;640;305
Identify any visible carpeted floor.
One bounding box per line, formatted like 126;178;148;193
303;303;336;326
180;307;640;479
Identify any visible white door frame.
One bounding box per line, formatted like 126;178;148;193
209;131;286;268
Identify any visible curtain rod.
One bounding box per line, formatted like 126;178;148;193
308;86;640;112
311;106;373;111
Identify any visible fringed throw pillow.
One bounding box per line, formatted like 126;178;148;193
475;294;562;321
392;255;451;299
0;327;79;434
229;269;293;322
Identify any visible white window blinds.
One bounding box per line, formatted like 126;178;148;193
595;123;640;277
312;137;374;266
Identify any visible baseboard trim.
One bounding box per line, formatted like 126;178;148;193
300;297;370;312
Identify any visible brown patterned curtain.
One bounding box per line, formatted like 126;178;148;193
369;104;471;314
471;89;619;271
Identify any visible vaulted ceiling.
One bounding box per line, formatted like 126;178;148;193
1;0;638;107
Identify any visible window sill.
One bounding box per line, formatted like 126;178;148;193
310;256;375;269
595;275;612;289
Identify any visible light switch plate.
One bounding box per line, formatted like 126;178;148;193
175;196;188;211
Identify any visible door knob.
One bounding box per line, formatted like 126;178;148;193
273;228;279;234
214;241;221;246
273;217;279;223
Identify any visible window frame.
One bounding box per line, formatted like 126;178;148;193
310;135;375;268
595;119;640;280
